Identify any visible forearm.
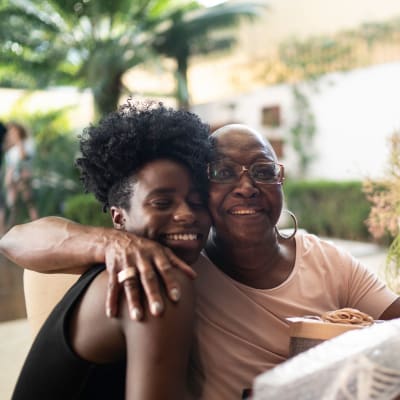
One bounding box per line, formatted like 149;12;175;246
0;216;197;319
0;216;110;274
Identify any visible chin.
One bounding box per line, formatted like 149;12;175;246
174;250;200;265
226;229;267;244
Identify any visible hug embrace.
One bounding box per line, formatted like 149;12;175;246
2;100;399;399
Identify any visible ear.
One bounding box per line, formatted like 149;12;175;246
110;206;125;230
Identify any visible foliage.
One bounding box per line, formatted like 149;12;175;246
63;193;112;227
364;133;400;292
2;105;81;221
0;0;263;114
278;35;354;82
0;0;164;116
152;1;263;108
289;85;316;177
284;179;371;241
253;16;400;86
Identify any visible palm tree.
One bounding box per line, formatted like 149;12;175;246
0;0;177;116
153;1;264;109
0;0;264;115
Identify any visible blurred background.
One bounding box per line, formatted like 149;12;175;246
1;0;400;395
2;0;400;316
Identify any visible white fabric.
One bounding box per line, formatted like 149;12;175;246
5;137;35;168
253;319;400;400
5;137;35;182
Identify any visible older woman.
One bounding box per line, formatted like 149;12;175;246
2;123;400;399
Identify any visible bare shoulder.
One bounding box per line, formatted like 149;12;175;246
121;268;195;332
69;269;125;363
69;268;195;364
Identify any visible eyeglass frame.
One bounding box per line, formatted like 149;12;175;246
207;158;285;184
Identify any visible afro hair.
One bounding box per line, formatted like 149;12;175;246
76;100;212;211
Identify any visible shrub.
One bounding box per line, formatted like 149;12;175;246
284;180;371;241
63;193;112;227
364;132;400;292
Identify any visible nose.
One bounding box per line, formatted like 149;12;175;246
173;202;196;224
232;173;260;198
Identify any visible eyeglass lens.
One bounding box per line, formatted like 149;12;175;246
210;160;282;183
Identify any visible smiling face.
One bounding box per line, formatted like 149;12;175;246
111;159;211;264
208;125;283;244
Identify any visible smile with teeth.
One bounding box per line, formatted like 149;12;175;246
164;233;200;241
230;209;258;215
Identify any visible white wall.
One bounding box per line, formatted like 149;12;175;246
307;62;400;180
192;61;400;181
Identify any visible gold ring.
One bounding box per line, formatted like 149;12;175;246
117;267;137;284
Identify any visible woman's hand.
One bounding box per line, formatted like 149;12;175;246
104;231;197;320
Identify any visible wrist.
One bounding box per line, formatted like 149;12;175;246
93;226;115;264
94;227;139;263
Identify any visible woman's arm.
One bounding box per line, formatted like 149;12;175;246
121;270;195;399
0;216;107;273
0;216;196;319
4;166;14;187
379;297;400;320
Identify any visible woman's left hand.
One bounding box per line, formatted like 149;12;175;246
103;230;196;321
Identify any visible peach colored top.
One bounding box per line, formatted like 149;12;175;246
189;232;397;399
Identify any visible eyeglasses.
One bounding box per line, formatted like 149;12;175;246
208;159;285;184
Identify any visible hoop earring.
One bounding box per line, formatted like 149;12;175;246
275;210;298;240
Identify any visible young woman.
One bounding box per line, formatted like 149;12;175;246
11;101;211;400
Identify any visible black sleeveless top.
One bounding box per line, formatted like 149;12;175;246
12;265;126;399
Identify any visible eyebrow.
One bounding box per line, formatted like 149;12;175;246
146;188;177;197
214;155;275;163
147;186;202;197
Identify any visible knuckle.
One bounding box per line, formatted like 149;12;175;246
123;278;139;289
143;270;156;281
158;263;172;272
136;237;147;248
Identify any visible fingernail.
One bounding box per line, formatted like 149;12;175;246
170;288;180;302
151;301;163;316
106;307;112;318
130;308;142;321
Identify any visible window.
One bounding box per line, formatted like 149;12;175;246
261;105;281;127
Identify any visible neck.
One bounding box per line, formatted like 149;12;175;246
205;229;293;289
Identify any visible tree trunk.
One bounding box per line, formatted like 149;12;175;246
93;72;123;118
176;53;189;110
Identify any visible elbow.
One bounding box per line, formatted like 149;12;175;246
0;224;20;259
